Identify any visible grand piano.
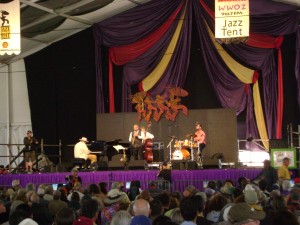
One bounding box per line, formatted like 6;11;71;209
88;139;131;161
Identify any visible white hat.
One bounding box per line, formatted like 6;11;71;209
37;187;45;196
104;189;125;205
12;179;20;187
79;137;88;142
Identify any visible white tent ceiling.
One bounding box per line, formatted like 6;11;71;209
0;0;299;68
0;0;150;67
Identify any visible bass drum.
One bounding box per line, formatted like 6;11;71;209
180;149;190;159
172;149;190;160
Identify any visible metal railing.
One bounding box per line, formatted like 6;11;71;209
0;139;62;173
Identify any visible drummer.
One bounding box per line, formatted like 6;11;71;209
194;122;206;153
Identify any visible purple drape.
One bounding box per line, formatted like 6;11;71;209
0;169;261;192
198;0;299;139
94;0;300;141
93;0;186;112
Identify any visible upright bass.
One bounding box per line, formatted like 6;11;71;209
143;122;154;163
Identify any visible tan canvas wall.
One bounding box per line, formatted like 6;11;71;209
97;108;238;163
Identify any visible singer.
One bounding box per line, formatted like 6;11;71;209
128;124;144;160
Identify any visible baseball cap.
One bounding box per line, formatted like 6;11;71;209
228;203;265;224
244;190;259;205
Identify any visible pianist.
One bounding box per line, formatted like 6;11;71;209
74;137;97;165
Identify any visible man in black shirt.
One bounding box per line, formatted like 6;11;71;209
23;130;39;173
157;162;171;190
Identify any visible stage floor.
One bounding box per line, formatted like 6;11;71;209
0;168;260;192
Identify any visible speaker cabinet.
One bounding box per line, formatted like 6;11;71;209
108;161;125;170
171;160;198;170
97;161;108;171
128;160;147;170
202;158;220;169
153;142;164;162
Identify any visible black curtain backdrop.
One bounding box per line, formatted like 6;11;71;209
24;27;299;164
24;28;96;163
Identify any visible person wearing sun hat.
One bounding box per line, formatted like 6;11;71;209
101;189;127;225
74;137;97;165
227;203;265;225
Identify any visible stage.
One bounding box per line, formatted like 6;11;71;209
0;168;261;192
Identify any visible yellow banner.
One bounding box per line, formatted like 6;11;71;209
0;0;21;55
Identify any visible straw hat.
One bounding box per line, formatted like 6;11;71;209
79;137;88;142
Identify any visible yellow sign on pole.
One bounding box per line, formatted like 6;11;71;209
0;0;21;55
215;0;249;39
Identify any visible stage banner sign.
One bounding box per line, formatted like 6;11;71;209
215;0;249;38
0;0;21;55
271;148;296;169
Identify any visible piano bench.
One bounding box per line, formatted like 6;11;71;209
73;158;86;169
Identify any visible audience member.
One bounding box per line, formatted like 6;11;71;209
53;207;76;225
31;200;52;225
43;185;54;202
12;180;21;191
180;197;198;225
66;168;82;189
101;189;125;225
48;190;68;219
149;199;164;222
253;160;278;192
111;210;131;225
148;181;162;198
169;207;184;224
191;195;213;225
99;182;108;201
138;190;153;202
244;190;262;211
25;183;36;193
133;199;151;216
73;199;99;225
183;185;197;198
130;215;151;225
271;209;300;225
278;157;291;182
206;194;228;223
68;191;80;211
227;203;265;225
67;182;84;201
157;192;171;214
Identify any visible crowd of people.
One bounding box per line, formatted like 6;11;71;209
0;163;300;225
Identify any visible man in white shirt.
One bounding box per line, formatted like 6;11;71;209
74;137;97;164
129;124;144;160
140;126;154;143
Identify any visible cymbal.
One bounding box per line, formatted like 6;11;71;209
169;135;177;139
186;133;195;139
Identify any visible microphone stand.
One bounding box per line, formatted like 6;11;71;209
167;138;174;162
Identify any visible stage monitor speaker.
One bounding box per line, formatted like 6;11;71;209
128;160;147;170
97;161;108;171
41;165;55;173
171;160;198;170
202;158;220;169
112;154;123;161
108;161;125;171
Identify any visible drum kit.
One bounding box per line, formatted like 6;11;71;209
168;133;203;167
